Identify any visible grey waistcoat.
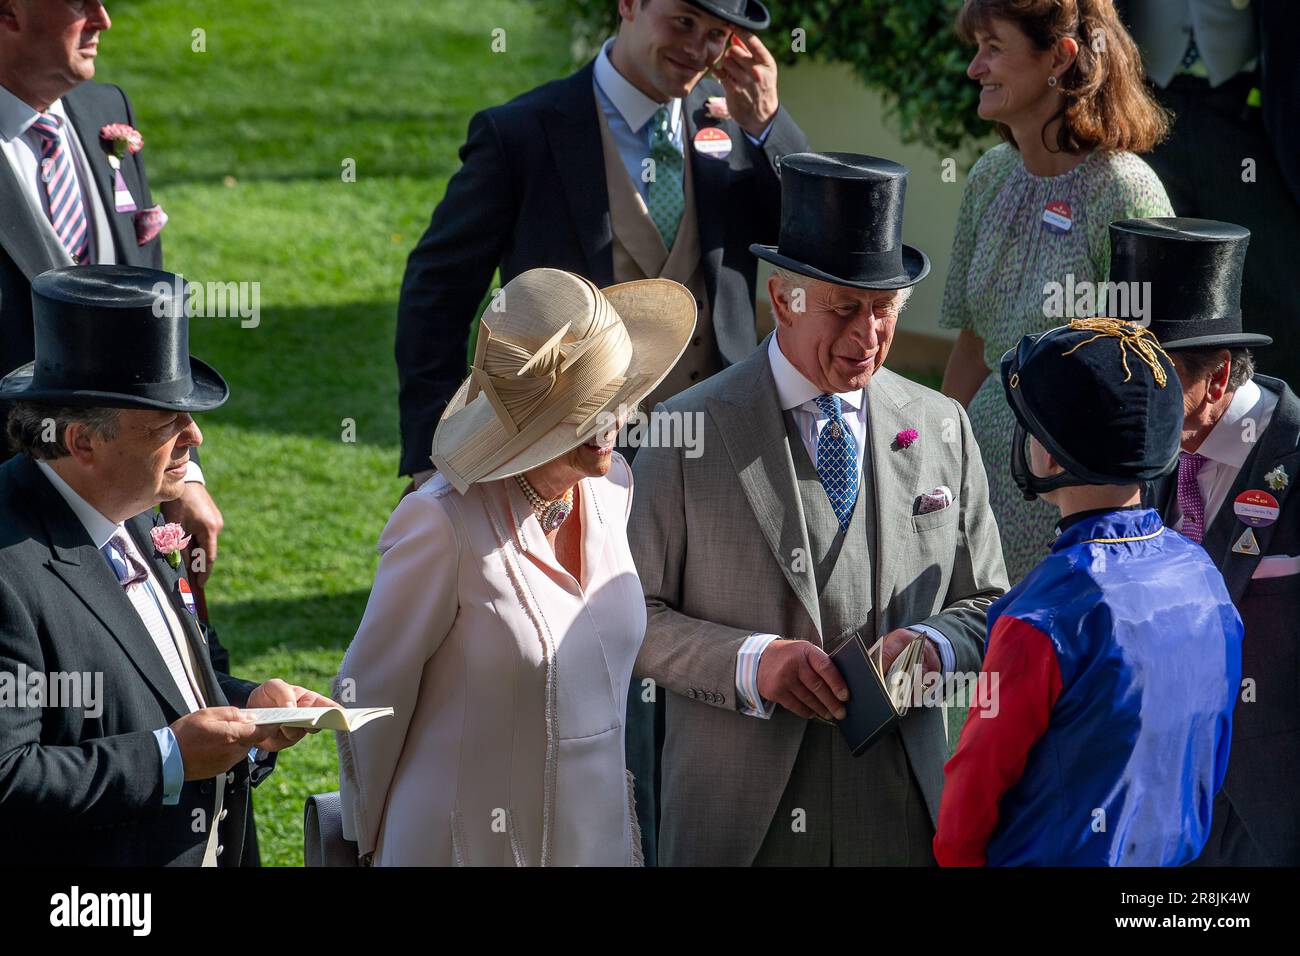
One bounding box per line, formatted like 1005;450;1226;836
784;412;877;645
1127;0;1258;88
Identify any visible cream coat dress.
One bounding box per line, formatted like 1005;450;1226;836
337;453;645;866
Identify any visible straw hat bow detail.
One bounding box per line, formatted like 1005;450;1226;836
470;283;633;440
431;269;696;493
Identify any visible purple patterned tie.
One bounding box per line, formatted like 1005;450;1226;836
102;530;149;589
29;113;91;263
1177;451;1209;543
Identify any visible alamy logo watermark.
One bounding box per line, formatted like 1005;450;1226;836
902;667;1000;717
0;666;102;718
152;274;261;328
594;407;705;459
50;886;151;936
1042;276;1151;325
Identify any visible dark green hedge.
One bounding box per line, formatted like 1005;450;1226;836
532;0;988;154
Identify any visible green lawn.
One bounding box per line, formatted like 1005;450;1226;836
97;0;573;866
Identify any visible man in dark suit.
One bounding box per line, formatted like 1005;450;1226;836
0;265;332;866
1116;0;1300;388
1114;218;1300;866
0;0;224;583
395;0;807;486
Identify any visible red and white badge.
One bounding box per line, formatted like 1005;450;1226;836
1234;489;1280;527
1042;200;1073;234
693;126;732;159
178;577;197;614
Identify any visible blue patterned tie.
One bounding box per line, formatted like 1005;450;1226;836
813;394;859;533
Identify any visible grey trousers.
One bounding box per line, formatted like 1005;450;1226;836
751;722;936;866
625;681;662;865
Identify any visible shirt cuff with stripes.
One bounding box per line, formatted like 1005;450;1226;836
736;633;779;718
908;623;955;675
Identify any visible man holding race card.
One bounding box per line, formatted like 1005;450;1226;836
0;265;334;866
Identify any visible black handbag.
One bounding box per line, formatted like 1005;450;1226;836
303;791;361;867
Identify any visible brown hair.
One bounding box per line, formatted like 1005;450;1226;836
956;0;1169;155
6;403;121;460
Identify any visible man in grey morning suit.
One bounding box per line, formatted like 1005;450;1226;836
628;154;1008;865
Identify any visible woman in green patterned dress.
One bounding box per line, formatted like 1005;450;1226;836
941;0;1173;582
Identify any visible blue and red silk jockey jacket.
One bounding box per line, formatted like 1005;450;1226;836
934;507;1243;866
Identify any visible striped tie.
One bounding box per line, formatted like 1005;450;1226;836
29;113;91;264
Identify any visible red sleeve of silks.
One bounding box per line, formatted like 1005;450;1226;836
933;616;1063;866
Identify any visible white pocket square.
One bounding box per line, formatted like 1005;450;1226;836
915;486;954;516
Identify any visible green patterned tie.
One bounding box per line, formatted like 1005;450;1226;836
646;105;684;249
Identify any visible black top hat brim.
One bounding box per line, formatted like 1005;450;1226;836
0;355;229;412
688;0;770;30
750;242;931;290
1157;331;1273;351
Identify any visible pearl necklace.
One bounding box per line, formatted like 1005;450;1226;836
515;474;574;533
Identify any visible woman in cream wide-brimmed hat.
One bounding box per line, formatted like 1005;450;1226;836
336;268;694;866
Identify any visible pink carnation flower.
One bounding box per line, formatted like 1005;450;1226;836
100;123;144;156
895;428;919;449
704;96;731;120
151;523;191;557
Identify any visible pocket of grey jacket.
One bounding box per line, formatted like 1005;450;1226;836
910;506;959;533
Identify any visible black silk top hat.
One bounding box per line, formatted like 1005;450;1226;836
687;0;770;30
1000;319;1183;499
0;265;229;411
1107;217;1271;350
751;152;931;290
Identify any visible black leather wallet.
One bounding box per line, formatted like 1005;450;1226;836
827;630;921;757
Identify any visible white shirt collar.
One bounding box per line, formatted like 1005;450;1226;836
1196;378;1265;468
0;83;71;144
35;459;122;550
0;82;41;142
594;38;681;135
767;332;864;414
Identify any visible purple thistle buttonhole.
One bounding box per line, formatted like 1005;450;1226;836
895;428;919;449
